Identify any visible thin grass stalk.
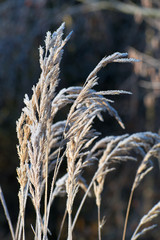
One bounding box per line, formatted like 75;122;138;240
43;138;49;240
31;224;36;239
21;188;25;240
34;207;41;240
17;180;29;240
36;209;42;240
72;157;109;231
15;213;21;240
22;218;25;240
57;209;67;240
45;148;66;231
98;205;101;240
122;166;153;240
43;157;48;240
15;187;26;240
122;188;134;240
0;186;15;240
34;215;38;240
17;216;23;240
68;213;72;240
72;170;96;230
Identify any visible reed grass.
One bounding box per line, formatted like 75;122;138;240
0;23;160;240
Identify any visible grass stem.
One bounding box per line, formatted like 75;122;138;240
122;188;134;240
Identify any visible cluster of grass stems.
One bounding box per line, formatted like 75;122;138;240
0;23;160;240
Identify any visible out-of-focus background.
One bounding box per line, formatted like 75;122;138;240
0;0;160;239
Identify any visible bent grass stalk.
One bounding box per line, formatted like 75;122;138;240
0;186;15;240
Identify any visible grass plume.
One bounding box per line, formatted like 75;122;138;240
0;23;160;240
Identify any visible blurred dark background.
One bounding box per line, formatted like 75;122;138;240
0;0;160;239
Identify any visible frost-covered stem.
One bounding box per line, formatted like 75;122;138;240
35;209;42;240
98;205;101;240
43;143;49;240
16;214;21;240
22;218;25;240
21;188;25;240
17;181;29;240
17;215;23;240
68;213;72;240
